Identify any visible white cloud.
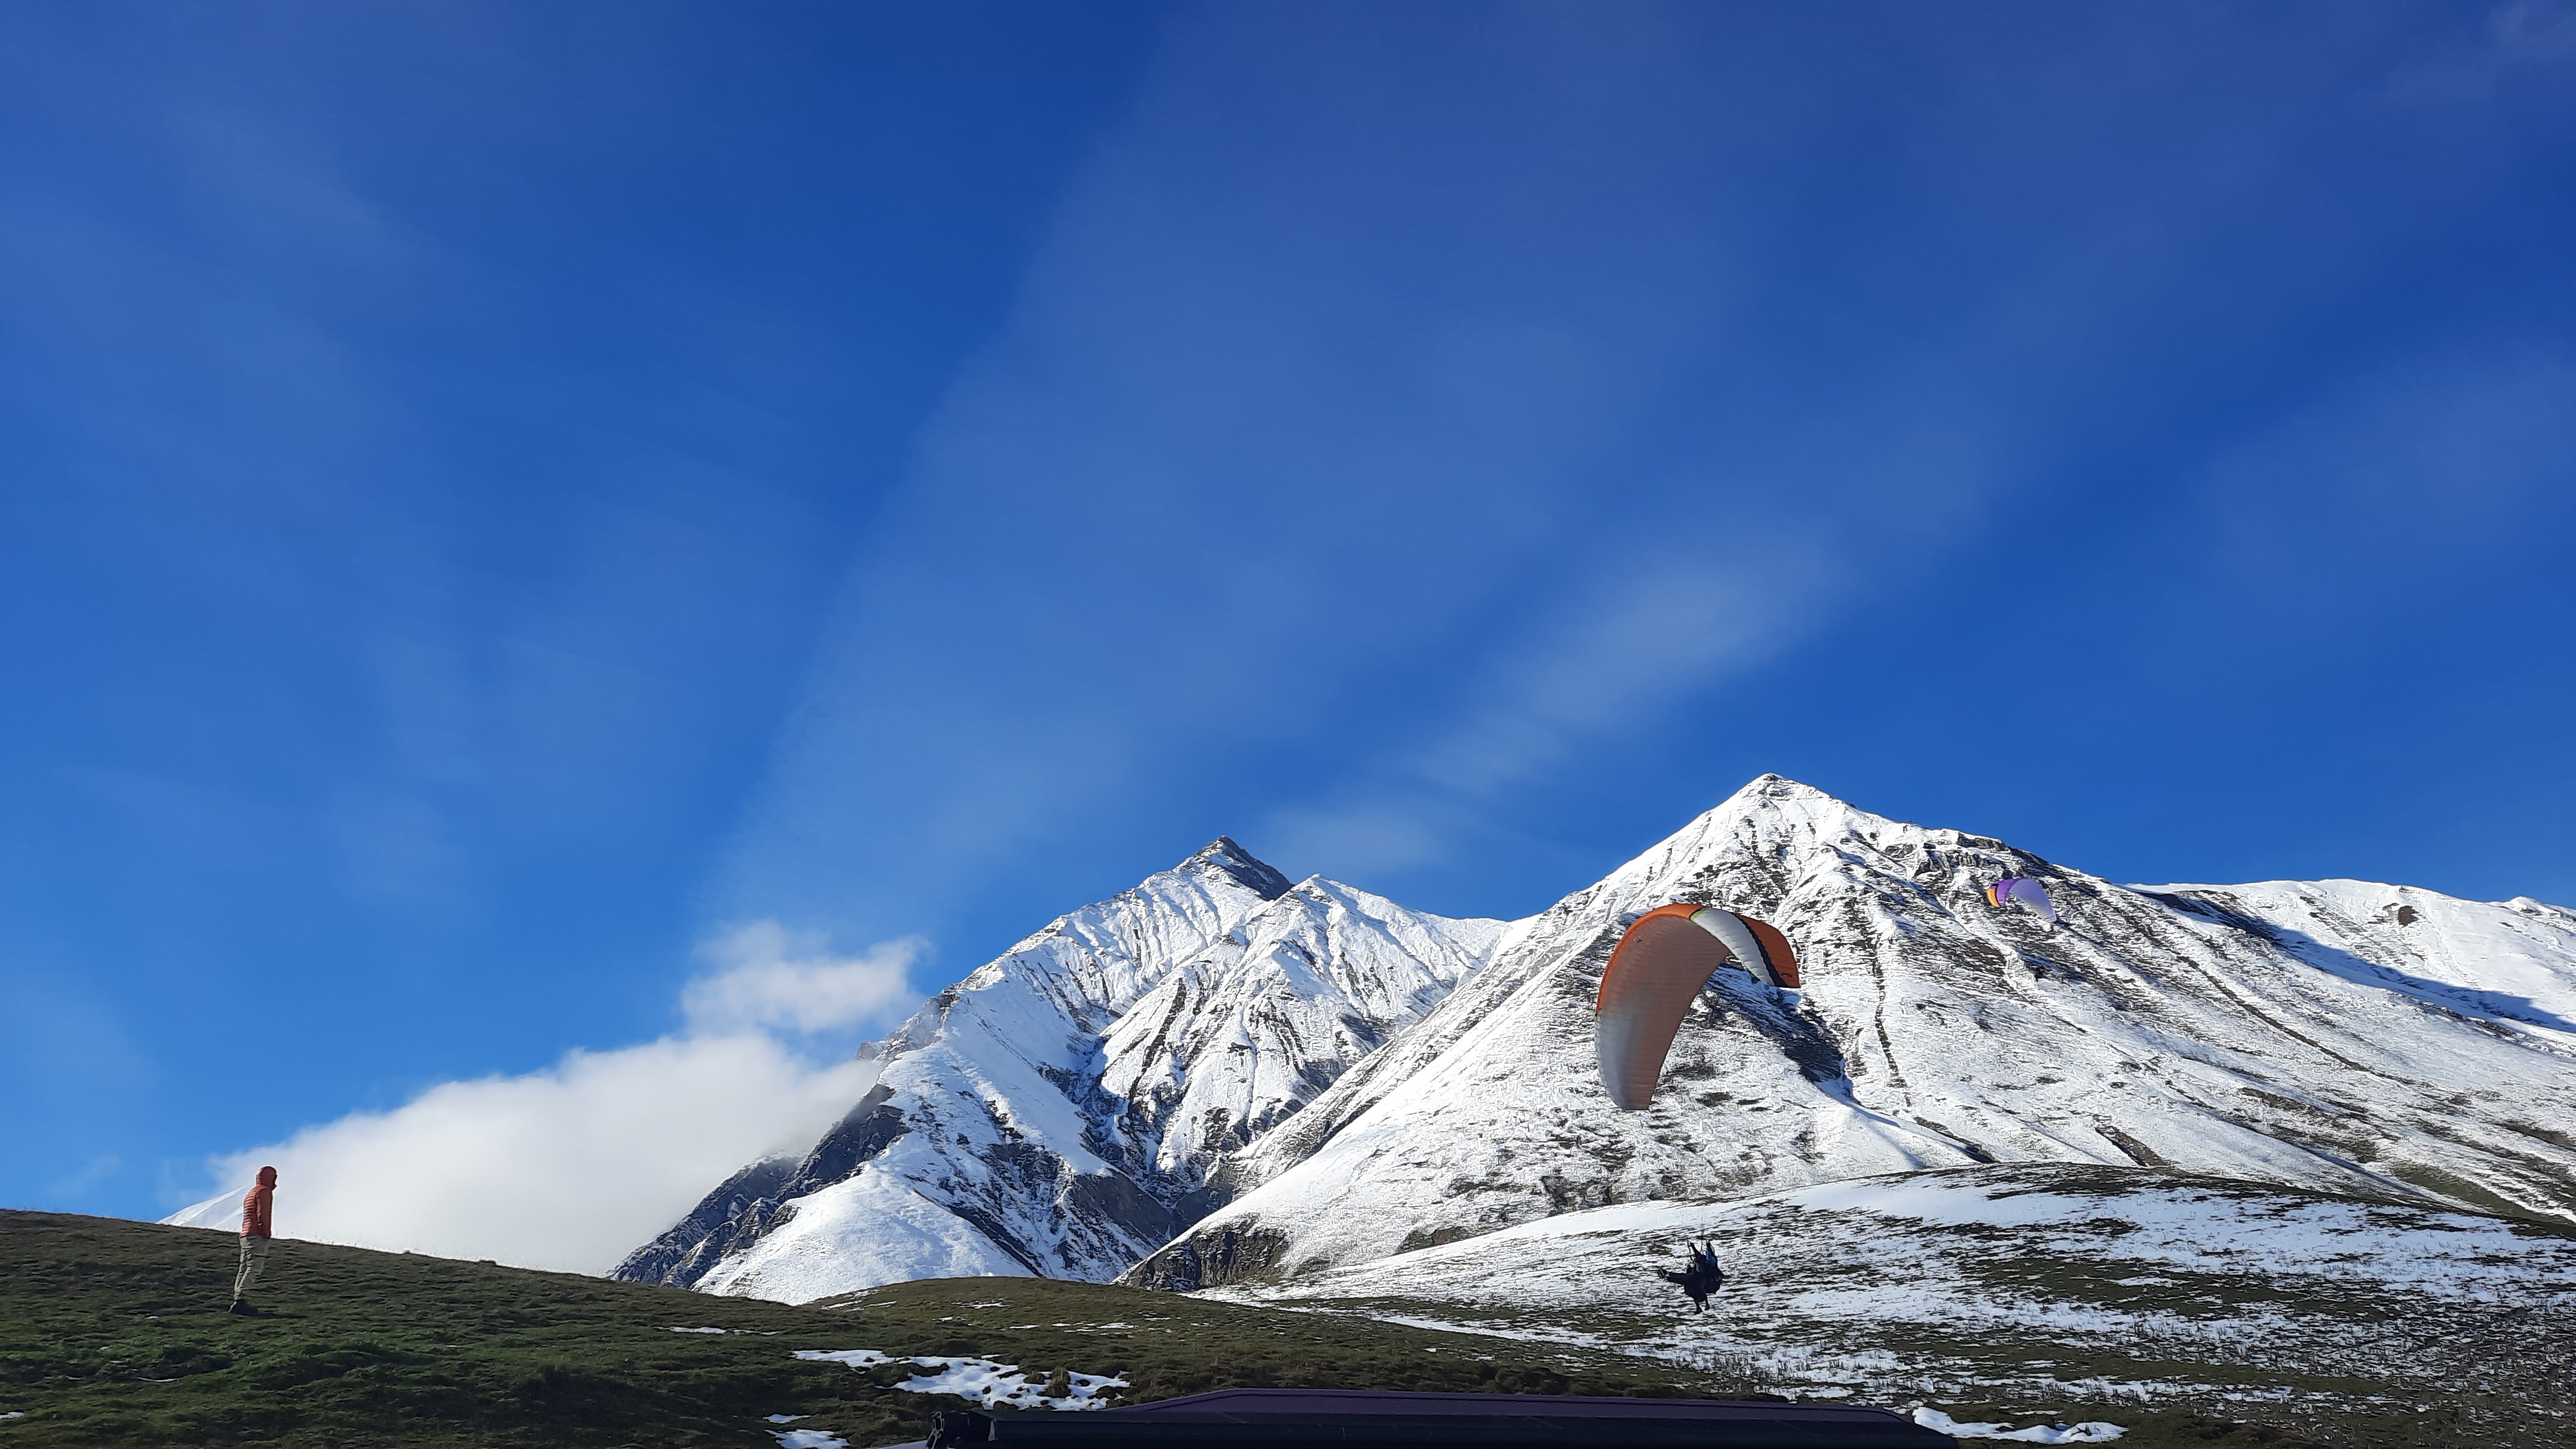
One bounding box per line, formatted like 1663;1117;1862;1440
683;922;923;1035
164;923;918;1274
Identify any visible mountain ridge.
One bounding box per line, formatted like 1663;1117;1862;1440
614;774;2575;1304
1124;775;2576;1286
613;835;1506;1302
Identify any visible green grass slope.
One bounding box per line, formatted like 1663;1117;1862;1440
1;1211;1728;1448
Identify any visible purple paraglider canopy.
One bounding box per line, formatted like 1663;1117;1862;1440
1984;876;2058;925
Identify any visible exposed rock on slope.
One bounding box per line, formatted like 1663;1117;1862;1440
616;839;1504;1303
1126;776;2576;1287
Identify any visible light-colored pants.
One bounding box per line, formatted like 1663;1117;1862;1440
234;1235;270;1300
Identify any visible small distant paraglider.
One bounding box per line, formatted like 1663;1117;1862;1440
1658;1241;1725;1314
1985;876;2058;927
1594;904;1801;1112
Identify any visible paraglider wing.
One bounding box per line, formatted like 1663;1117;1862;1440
1739;916;1802;990
1686;908;1799;990
1594;906;1726;1112
1593;905;1803;1111
2003;877;2058;925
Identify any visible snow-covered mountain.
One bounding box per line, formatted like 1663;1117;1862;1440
615;839;1504;1303
1125;775;2576;1287
625;775;2573;1305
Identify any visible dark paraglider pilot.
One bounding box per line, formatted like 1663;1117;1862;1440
1658;1240;1725;1313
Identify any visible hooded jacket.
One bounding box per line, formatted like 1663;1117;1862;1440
241;1166;276;1240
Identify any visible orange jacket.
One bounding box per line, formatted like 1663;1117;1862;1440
241;1167;276;1238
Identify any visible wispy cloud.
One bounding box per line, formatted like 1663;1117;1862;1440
681;2;2576;940
50;1155;122;1199
2398;0;2576;97
2494;0;2576;62
2190;349;2576;630
708;7;1877;929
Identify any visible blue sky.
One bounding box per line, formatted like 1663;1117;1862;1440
4;3;2572;1247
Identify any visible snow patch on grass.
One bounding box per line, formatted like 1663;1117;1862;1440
794;1349;1128;1409
1913;1407;2125;1442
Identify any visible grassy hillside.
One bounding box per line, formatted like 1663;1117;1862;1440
1;1208;2378;1449
1;1210;1730;1448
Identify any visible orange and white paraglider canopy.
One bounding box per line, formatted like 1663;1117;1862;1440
1593;904;1799;1112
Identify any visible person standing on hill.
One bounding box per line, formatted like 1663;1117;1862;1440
231;1166;277;1316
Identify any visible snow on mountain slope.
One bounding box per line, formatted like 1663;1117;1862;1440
1097;875;1503;1183
1126;776;2576;1287
1217;1162;2576;1431
616;839;1506;1303
2136;876;2576;1036
164;1186;245;1231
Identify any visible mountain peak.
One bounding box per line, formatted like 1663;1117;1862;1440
1727;772;1839;806
1684;772;1893;845
1178;836;1293;901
